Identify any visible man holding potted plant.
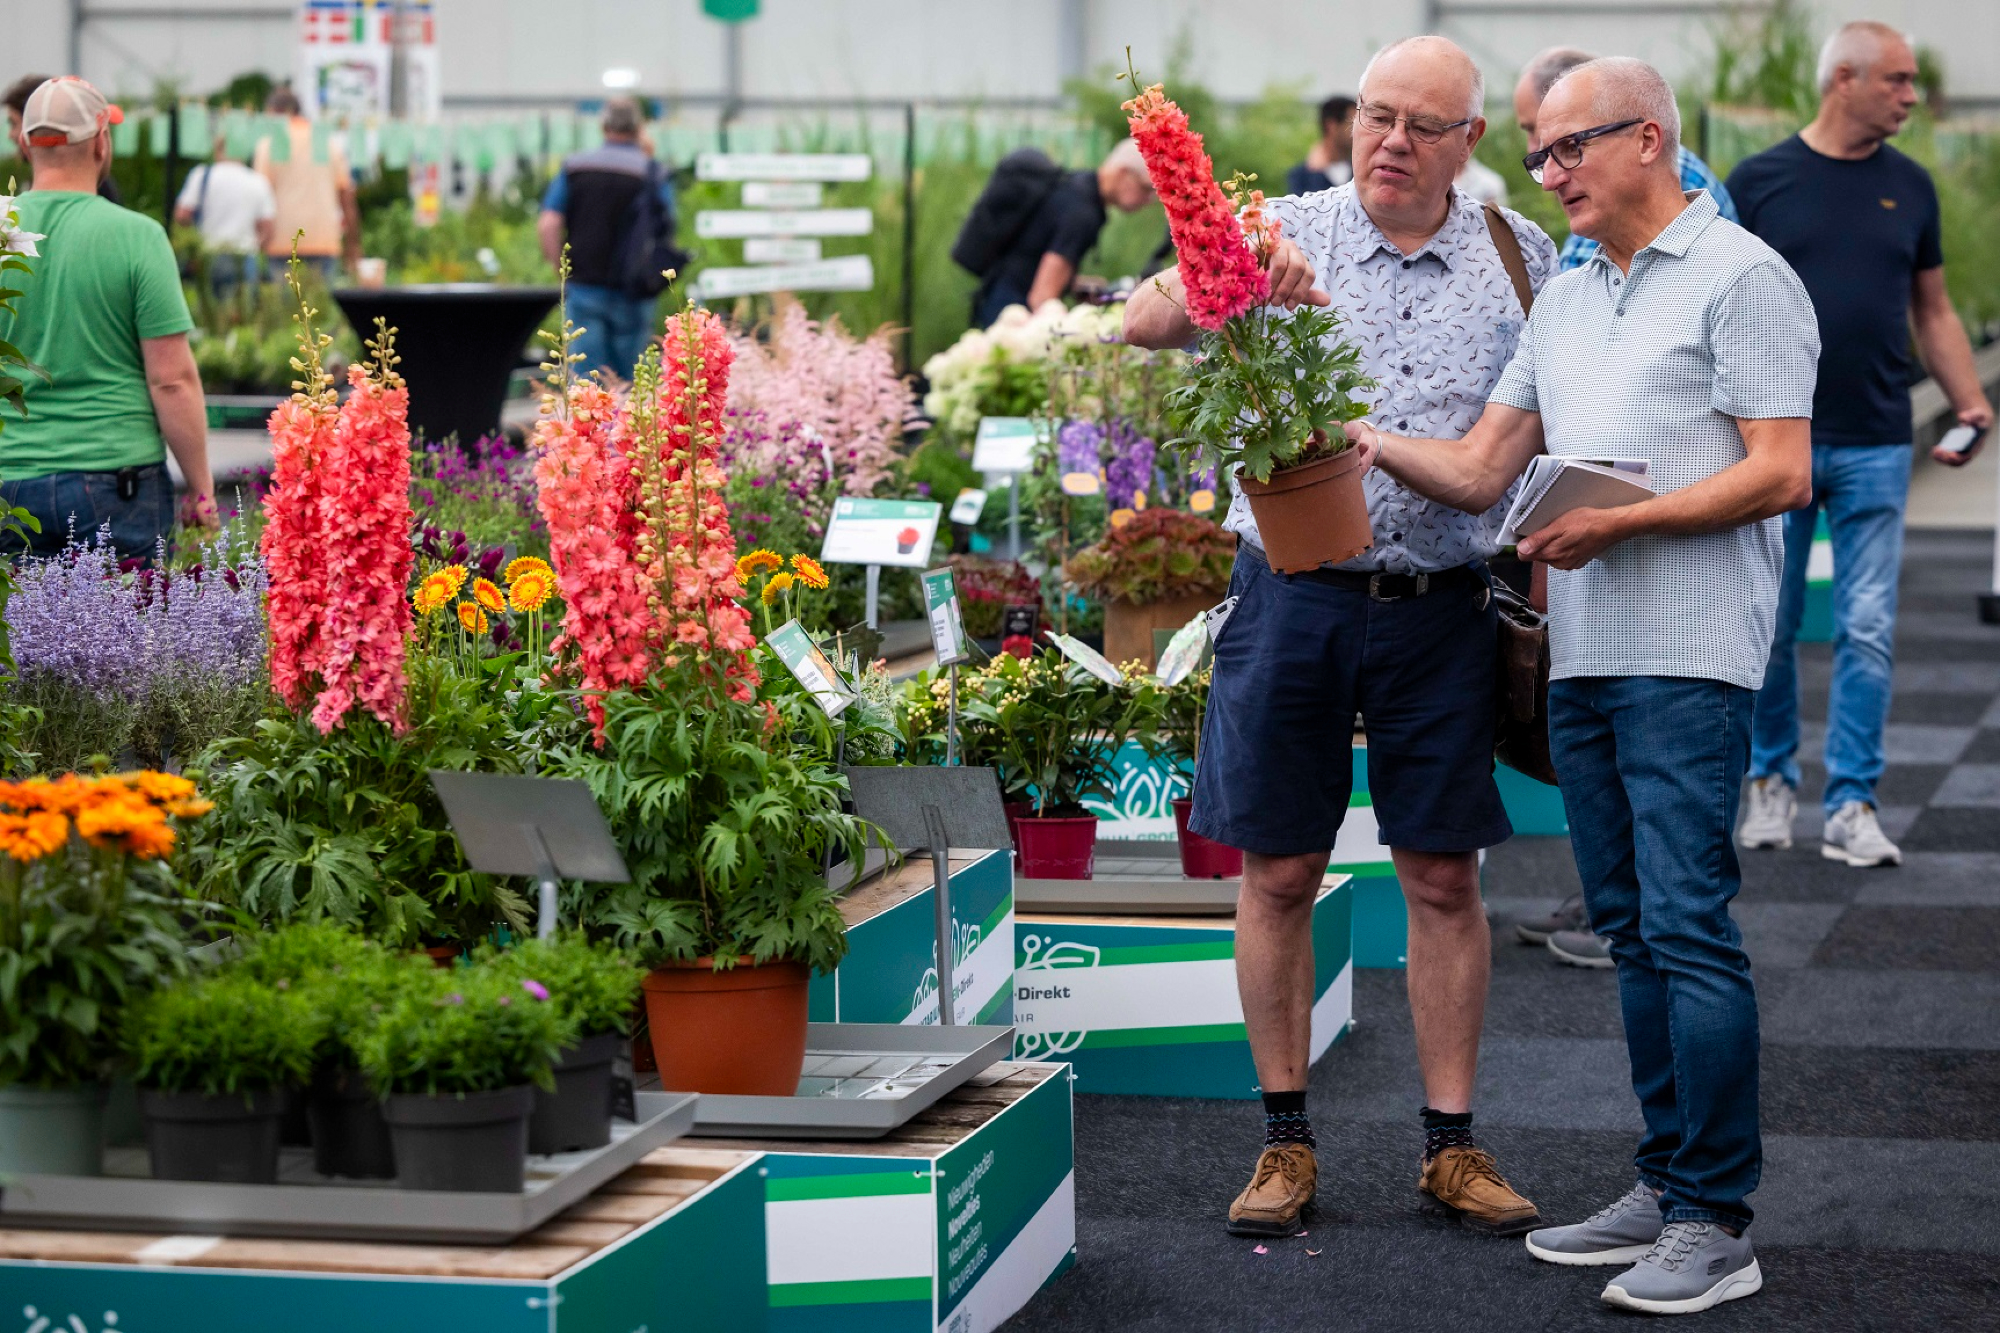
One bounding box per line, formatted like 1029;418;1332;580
1124;36;1556;1241
1352;58;1816;1314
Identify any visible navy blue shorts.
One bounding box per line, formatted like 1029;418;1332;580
1188;545;1512;857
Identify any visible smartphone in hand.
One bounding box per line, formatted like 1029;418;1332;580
1932;422;1988;466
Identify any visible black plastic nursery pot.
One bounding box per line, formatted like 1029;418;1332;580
307;1063;397;1180
382;1085;535;1192
140;1087;286;1184
529;1032;622;1156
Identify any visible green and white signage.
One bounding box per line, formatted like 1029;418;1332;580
768;618;856;718
821;497;943;569
970;416;1038;475
922;568;969;666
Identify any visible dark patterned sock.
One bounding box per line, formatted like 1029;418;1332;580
1263;1090;1315;1149
1421;1106;1476;1160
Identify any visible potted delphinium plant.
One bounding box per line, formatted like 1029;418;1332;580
355;964;571;1192
123;969;325;1183
1063;508;1235;667
976;648;1155;879
477;934;642;1154
0;772;208;1176
1121;65;1378;573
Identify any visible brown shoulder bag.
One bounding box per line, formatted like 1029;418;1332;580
1482;203;1558;786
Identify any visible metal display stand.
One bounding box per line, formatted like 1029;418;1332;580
428;771;629;939
1014;875;1242;916
0;1092;698;1244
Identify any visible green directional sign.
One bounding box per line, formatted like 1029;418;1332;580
702;0;759;19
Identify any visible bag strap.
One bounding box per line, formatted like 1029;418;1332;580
1482;201;1534;317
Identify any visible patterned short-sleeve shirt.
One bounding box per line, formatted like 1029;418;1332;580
1221;184;1558;573
1489;191;1820;690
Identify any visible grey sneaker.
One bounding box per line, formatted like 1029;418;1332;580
1524;1181;1664;1266
1547;929;1613;969
1601;1219;1763;1314
1823;801;1902;867
1515;892;1587;946
1737;776;1796;850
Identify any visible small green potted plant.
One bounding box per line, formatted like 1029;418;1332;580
974;648;1155;879
355;964;571;1192
477;934;642;1154
1063;509;1234;668
124;971;324;1183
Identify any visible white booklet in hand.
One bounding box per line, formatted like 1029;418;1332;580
1499;456;1654;546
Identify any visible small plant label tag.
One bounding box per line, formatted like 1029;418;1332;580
923;567;971;666
1155;611;1212;687
1045;629;1125;686
1061;470;1102;497
971;416;1039;474
767;619;856;718
949;487;988;525
1002;603;1040;639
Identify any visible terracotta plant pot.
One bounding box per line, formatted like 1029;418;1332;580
1102;593;1222;669
1171;798;1243;879
641;958;810;1096
1014;814;1099;880
1237;445;1373;574
424;945;460;970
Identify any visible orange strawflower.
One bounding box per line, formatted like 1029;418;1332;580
789;553;829;589
760;571;795;606
508;568;555;612
433;564;469;597
504;555;553;586
736;549;783;581
472;578;507;614
457;601;490;634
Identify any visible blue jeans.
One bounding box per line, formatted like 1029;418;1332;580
1750;443;1910;813
0;462;176;563
567;284;658;380
1550;675;1761;1230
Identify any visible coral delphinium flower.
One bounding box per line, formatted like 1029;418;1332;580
790;553;829;590
457;601;489;634
472;578;506;614
261;295;339;714
1121;80;1271;330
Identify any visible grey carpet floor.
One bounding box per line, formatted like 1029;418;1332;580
1010;529;2000;1332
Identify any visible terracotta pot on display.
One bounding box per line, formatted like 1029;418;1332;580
382;1085;535;1192
1102;593;1220;669
1014;813;1099;879
641;958;811;1096
1236;443;1373;574
1171;798;1243;879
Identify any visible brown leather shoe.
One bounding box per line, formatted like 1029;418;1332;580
1417;1145;1542;1236
1227;1142;1317;1237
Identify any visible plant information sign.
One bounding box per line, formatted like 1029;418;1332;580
820;497;942;569
1044;630;1124;686
766;619;855;718
692;151;875;300
922;568;970;667
971;416;1039;475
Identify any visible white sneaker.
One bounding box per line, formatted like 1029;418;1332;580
1822;801;1902;867
1736;776;1796;850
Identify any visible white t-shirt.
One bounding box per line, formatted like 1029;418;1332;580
175;161;276;255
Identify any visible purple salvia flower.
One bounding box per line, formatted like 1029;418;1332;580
1104;418;1157;510
1057;419;1103;479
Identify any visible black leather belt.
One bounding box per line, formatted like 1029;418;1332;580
1298;565;1486;602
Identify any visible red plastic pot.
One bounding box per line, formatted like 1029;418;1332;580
1014;814;1098;880
1002;800;1034;852
1172;798;1243;879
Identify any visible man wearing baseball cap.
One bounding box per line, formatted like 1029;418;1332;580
0;77;217;560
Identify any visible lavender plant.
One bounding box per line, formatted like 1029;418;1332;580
131;525;270;767
6;530;144;770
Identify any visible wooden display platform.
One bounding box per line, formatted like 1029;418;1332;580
812;847;1013;1027
704;1061;1075;1333
0;1147;766;1332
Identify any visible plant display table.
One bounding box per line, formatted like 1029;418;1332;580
0;1147;765;1333
699;1061;1074;1333
812;848;1014;1028
330;285;559;444
1012;874;1353;1098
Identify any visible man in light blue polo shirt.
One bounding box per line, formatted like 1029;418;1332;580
1350;57;1816;1317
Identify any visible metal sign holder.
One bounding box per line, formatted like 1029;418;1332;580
428;771;631;939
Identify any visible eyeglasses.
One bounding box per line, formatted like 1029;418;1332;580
1522;119;1643;183
1354;103;1474;145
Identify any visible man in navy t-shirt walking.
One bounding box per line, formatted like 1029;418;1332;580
1728;21;1993;868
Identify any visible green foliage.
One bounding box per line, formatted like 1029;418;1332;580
550;665;867;974
1150;664;1211;772
187;275;360;397
476;933;643;1039
0;855;194;1088
1063;508;1233;604
124;970;324;1096
1164;305;1375;484
354;960;573;1096
1706;0;1822;121
231;918;378;984
187;654;532;947
943;649;1155;814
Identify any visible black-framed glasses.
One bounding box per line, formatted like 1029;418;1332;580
1354;102;1474;145
1523;118;1644;183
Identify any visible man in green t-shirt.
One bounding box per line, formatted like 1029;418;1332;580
0;76;216;560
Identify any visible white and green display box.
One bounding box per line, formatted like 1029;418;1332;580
1013;874;1353;1099
0;1149;768;1332
810;848;1013;1027
1800;515;1834;643
759;1062;1074;1333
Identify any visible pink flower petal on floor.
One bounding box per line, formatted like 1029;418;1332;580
1295;1230;1309;1237
1252;1244;1269;1255
1307;1248;1322;1257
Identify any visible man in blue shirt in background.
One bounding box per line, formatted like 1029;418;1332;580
1729;21;1992;868
1510;46;1738;271
538;96;677;379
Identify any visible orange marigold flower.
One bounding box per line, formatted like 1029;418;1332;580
736;549;783;581
760;571;795;606
123;821;178;860
0;811;70;862
457;601;490;634
133;772;198;804
472;578;507;614
508;569;555;612
165;797;215;819
789;553;829;589
504;556;554;586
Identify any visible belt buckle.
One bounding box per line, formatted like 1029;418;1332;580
1368;572;1428;602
